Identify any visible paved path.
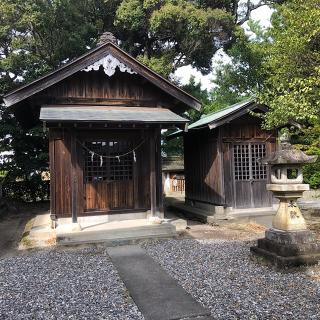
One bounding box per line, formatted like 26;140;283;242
107;245;212;320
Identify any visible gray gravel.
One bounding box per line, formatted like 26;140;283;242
143;239;320;320
0;247;144;320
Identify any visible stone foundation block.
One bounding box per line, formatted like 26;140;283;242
251;229;320;267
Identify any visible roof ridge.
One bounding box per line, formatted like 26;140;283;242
200;99;253;120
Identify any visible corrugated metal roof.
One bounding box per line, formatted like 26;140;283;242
40;105;189;123
188;100;254;129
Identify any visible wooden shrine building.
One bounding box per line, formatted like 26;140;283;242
3;33;201;227
162;156;185;196
177;100;277;216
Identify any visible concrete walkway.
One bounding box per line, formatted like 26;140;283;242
107;245;212;320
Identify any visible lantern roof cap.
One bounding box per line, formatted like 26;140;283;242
259;133;317;165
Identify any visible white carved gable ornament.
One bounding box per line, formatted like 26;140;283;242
82;54;137;77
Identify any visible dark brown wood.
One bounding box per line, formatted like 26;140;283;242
70;130;78;223
5;42;196;220
48;128;154;218
184;113;277;209
48;130;56;220
4;42;201;110
155;128;163;213
149;129;157;216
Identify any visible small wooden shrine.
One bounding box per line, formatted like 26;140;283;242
3;33;200;227
177;100;277;216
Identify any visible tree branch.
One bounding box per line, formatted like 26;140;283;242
236;0;280;25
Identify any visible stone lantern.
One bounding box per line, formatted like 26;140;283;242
251;133;320;267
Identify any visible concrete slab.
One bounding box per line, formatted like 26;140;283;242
107;245;211;320
57;220;177;246
29;213;54;240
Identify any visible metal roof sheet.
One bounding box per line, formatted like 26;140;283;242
40;105;189;123
188;100;254;129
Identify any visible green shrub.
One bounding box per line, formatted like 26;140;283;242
303;162;320;189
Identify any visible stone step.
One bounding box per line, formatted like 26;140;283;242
167;202;216;224
29;213;54;240
57;222;177;246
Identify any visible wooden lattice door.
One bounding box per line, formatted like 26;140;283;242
83;139;134;212
233;143;271;208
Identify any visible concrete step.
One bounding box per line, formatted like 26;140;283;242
168;202;216;224
29;213;55;240
57;222;177;246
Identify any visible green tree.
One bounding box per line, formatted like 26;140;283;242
115;0;236;77
0;0;280;198
259;0;320;128
208;20;270;106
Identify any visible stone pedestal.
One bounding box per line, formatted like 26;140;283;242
251;133;320;267
251;183;320;267
251;229;320;267
267;184;309;231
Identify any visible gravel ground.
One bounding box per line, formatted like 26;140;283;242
143;239;320;320
0;247;143;320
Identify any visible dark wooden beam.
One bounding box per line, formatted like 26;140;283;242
70;130;78;223
48;130;57;225
155;129;163;215
149;129;156;217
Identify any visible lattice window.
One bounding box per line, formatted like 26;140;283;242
233;143;267;181
251;144;267;180
84;140;133;183
234;144;250;180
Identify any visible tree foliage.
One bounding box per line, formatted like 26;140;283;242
0;0;278;200
258;0;320;128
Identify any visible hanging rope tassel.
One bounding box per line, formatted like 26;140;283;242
116;156;120;163
100;155;103;167
133;150;136;162
90;151;94;163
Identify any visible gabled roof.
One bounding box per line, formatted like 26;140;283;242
168;100;267;138
3;42;201;110
189;100;256;129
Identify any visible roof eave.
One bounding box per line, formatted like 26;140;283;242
3;42;201;111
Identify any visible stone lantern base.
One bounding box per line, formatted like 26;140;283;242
251;228;320;267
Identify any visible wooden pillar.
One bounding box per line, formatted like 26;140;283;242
70;130;78;224
149;129;157;217
217;127;225;204
48;129;57;226
155;128;164;216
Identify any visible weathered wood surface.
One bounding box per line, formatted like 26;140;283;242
184;114;277;209
50;128;152;218
4;42;201;111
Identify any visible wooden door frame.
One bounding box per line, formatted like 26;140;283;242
78;129;141;215
231;141;269;209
